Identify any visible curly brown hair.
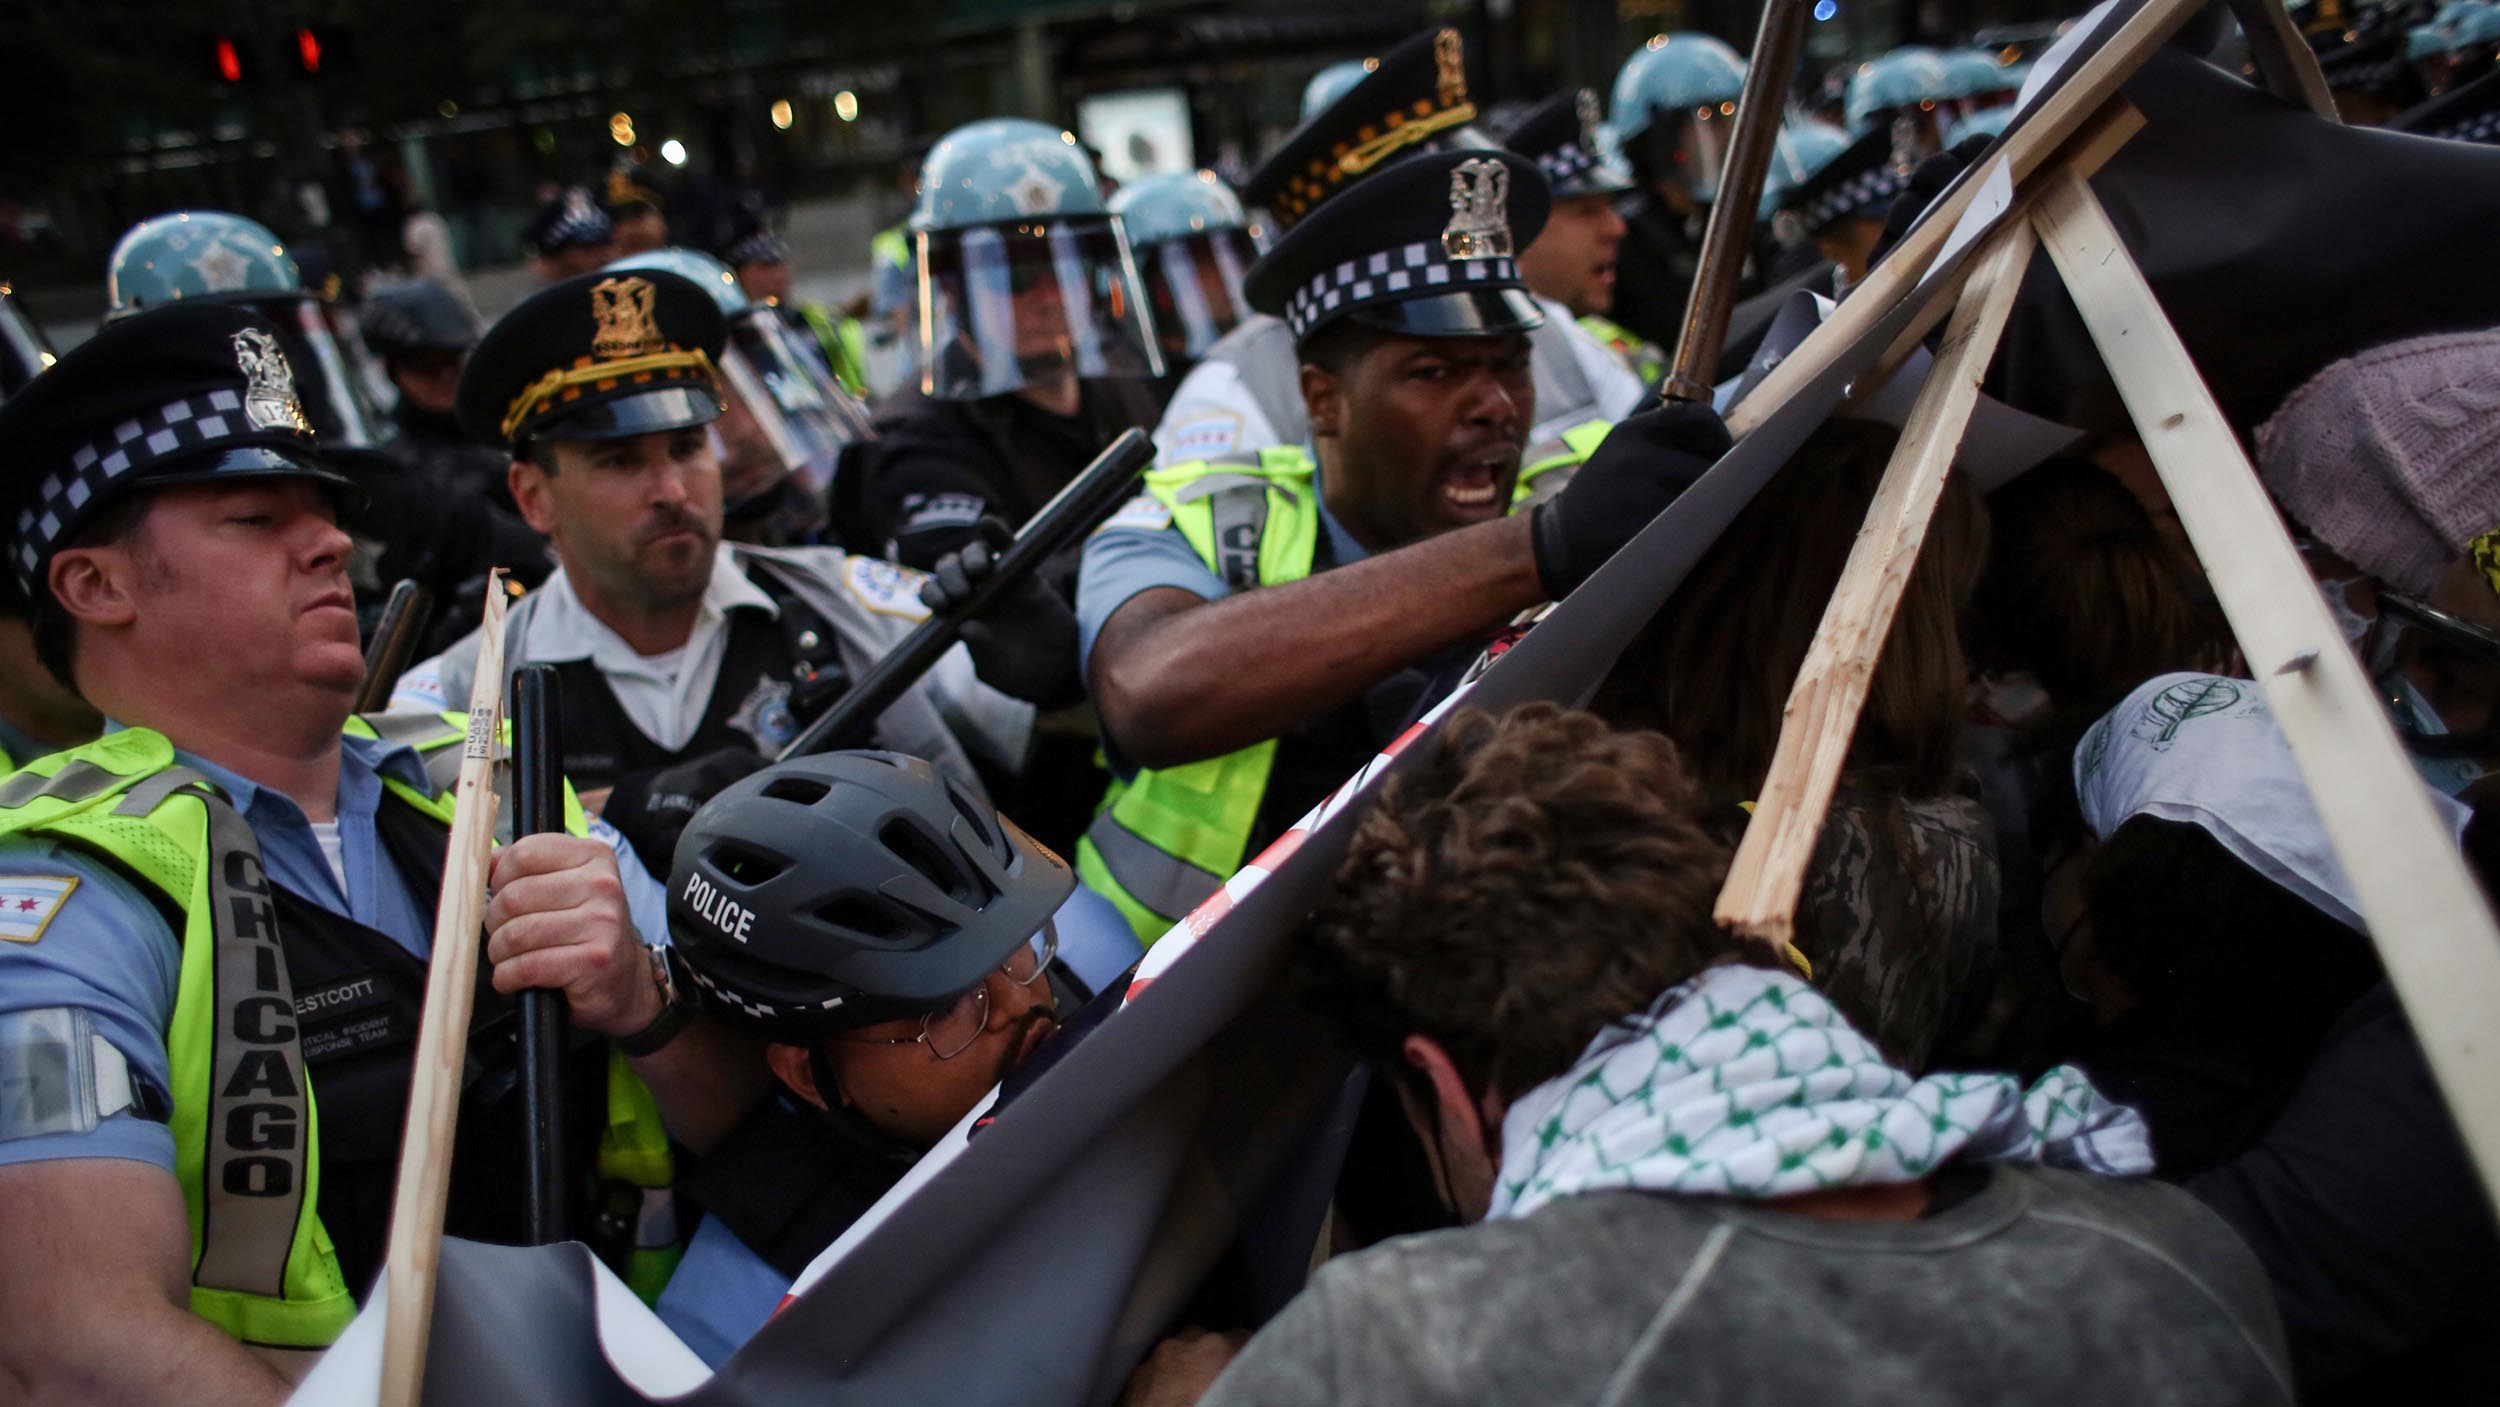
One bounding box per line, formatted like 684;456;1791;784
1294;702;1764;1105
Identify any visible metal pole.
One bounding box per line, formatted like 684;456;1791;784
1658;0;1814;404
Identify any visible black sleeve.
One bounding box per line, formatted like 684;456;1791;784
2186;984;2500;1395
847;433;1001;572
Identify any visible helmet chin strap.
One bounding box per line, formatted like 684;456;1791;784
804;1044;924;1165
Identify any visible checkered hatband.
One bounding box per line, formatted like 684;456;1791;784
1280;242;1520;339
1802;165;1910;237
1535;141;1599;190
12;389;308;586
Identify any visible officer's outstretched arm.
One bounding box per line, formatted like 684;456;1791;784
0;1160;291;1407
1092;514;1544;771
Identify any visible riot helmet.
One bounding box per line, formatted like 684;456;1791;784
104;211;392;449
910;119;1164;402
1846;47;1957;166
605;247;871;498
1107;171;1264;365
1611;33;1750;204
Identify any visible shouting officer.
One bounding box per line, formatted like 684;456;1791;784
837;119;1165;574
1151;26;1641;469
391;268;1050;872
1075;148;1727;939
1496;88;1661;388
1605;32;1750;350
0;303;760;1401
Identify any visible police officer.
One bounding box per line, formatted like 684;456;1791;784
1496;88;1662;387
1301;56;1374;120
1076;147;1732;939
109;211;534;645
837;119;1164;576
1605;32;1749;349
1108;170;1265;392
391;267;1050;873
720;213;874;398
522;186;619;282
1152;26;1641;469
1847;46;1957;168
0;277;55;400
1764;122;1908;295
610;246;873;549
359;280;539;549
605;168;670;255
650;750;1136;1365
0;303;757;1399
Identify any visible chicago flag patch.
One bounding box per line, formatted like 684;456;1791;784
0;876;77;943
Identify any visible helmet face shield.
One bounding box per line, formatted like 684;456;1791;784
918;217;1165;401
1635;106;1739;203
1143;229;1260;362
716;308;873;496
264;296;391;449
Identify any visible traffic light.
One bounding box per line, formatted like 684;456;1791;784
296;28;320;75
212;35;246;84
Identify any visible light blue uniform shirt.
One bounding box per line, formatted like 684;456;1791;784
1073;455;1370;718
0;729;670;1172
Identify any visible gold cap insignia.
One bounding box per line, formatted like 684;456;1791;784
1443;157;1513;260
1434;29;1467;108
230;327;311;434
590;276;663;361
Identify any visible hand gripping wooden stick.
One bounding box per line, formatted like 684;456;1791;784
377;572;510;1407
1714;222;2037;947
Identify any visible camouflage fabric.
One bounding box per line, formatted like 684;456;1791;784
1794;784;2000;1071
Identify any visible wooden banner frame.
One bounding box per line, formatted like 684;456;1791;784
1714;61;2500;1212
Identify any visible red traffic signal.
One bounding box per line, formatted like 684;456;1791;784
296;28;320;74
214;36;243;83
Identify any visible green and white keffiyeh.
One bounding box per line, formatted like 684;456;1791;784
1488;965;2152;1221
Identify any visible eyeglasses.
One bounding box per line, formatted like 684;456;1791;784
837;923;1057;1062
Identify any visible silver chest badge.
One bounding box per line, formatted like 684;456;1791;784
1443;157;1513;260
231;328;312;434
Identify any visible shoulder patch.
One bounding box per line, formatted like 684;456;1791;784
0;876;78;944
843;555;933;621
1096;494;1175;536
1158;411;1244;464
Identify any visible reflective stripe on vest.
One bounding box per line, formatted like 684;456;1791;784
0;730;352;1349
1077;448;1321;940
1515;415;1615;506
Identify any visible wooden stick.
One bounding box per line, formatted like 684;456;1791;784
377;572;511;1407
1724;0;2202;438
2226;0;2340;120
1714;221;2037;946
2030;167;2500;1217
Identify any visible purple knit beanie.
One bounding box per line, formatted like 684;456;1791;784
2256;329;2500;596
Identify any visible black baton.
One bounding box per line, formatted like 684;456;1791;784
777;427;1157;761
353;580;435;715
509;664;571;1243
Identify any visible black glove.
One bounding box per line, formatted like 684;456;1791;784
1529;403;1733;599
600;747;770;876
919;516;1084;707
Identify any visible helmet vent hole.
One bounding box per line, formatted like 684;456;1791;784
946;782;1004;861
816;894;912;942
881;817;990;907
710;842;785;886
761;776;832;806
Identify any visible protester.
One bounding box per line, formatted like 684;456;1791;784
2257;328;2500;802
652;750;1136;1364
1128;703;2293;1406
0;303;761;1401
1595;420;1999;1070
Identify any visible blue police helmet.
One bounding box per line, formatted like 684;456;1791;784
1108;171;1254;250
105;212;303;321
912;119;1109;232
605;246;753;316
1937;47;2018;101
1611;33;1749;145
1301;58;1376;121
1845;47;1955;131
1757;119;1855;220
